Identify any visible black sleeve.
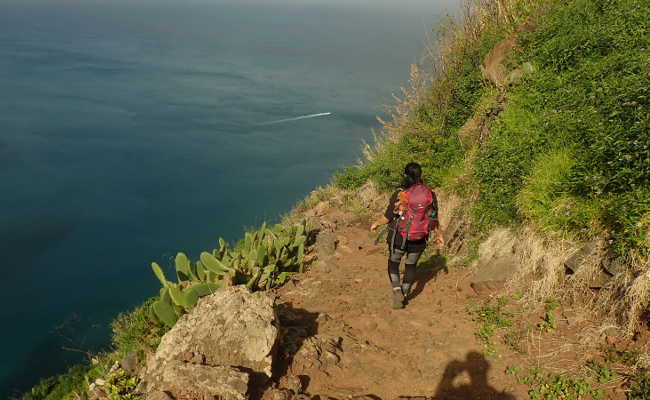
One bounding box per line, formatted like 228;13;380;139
384;190;400;221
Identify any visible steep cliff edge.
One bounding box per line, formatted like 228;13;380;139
18;0;649;399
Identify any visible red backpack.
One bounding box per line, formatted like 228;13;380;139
396;184;434;242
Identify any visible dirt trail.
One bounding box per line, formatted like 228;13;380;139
265;213;529;400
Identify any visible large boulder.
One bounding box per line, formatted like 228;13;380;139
143;286;279;398
470;228;520;295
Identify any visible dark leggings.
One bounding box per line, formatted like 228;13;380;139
387;248;423;294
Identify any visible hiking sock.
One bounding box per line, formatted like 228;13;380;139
401;283;411;298
392;287;405;309
387;260;401;289
402;263;417;298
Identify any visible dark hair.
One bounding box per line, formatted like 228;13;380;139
402;162;423;188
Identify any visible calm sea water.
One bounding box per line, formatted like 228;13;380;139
0;1;453;395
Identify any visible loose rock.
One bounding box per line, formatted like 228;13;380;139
315;233;338;260
470;229;520;295
149;361;249;400
147;391;174;400
120;352;139;376
281;375;304;394
564;239;601;274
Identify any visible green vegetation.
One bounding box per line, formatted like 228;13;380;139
629;372;650;400
17;360;110;400
111;298;169;361
17;299;165;400
466;295;518;357
20;217;313;399
335;0;649;258
478;0;649;256
333;4;512;192
149;220;311;326
467;292;566;355
516;367;603;400
537;311;557;333
602;347;641;367
585;361;617;384
506;347;650;400
104;370;143;400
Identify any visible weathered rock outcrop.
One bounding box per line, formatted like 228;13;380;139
470;228;520;295
142;286;279;399
149;361;249;400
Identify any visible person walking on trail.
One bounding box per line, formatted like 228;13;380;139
370;162;444;309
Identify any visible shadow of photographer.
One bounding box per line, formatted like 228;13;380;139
432;351;516;400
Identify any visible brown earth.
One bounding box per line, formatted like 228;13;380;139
256;207;647;400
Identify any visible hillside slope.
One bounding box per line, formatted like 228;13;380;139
17;0;649;399
335;0;649;329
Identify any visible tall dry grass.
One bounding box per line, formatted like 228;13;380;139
364;0;538;163
510;227;649;332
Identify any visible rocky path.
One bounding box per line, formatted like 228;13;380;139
266;213;529;400
138;204;641;400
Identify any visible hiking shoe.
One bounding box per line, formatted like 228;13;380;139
392;288;405;309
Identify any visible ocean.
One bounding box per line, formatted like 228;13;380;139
0;0;454;395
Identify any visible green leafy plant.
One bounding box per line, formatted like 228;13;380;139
503;327;529;354
505;365;522;375
586;361;617;384
602;347;641;367
148;220;313;326
629;372;650;400
104;370;142;400
474;0;650;256
467;296;516;356
538;312;557;333
515;367;602;400
544;298;560;311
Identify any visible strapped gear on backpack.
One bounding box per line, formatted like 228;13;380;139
394;184;434;249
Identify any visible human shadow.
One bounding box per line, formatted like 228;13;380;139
432;351;516;400
407;252;448;301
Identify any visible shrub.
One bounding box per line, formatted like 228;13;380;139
111;298;168;361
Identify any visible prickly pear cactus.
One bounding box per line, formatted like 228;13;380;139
149;219;313;327
200;251;230;275
151;263;169;288
175;252;192;282
151;290;178;326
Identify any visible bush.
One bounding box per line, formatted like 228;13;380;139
333;166;370;190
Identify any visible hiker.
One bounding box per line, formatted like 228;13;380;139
370;162;444;309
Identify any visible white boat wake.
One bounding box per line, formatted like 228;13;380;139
258;112;332;125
